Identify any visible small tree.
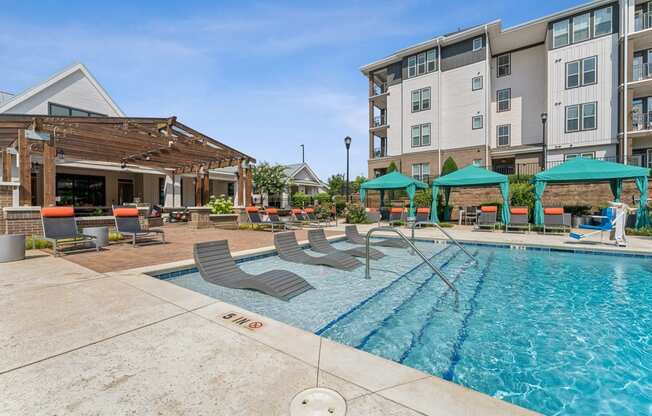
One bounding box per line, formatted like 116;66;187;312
441;157;458;176
387;161;398;173
327;174;345;196
252;162;288;200
351;175;366;194
438;157;458;220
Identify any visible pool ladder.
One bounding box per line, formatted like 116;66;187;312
364;227;460;298
411;222;478;266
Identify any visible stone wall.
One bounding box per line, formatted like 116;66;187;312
3;208;43;236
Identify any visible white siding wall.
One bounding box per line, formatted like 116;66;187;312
2;69;121;116
401;71;439;153
386;83;402;156
546;34;619;149
547;144;617;164
491;45;547;147
441;61;486;149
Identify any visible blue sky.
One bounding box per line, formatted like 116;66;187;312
1;0;582;180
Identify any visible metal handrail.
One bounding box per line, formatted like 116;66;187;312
365;227;458;297
409;221;477;264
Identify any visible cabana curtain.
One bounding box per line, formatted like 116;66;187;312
359;171;428;216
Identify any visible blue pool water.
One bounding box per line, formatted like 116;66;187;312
158;240;652;415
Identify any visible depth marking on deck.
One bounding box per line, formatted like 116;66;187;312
221;312;264;331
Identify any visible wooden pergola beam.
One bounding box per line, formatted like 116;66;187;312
2;149;12;181
18;130;30;206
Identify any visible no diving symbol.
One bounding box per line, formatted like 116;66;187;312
248;321;263;330
221;311;264;331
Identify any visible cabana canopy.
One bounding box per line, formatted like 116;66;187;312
359;171;428;215
530;157;650;228
430;165;510;223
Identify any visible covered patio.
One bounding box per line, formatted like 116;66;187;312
359;171;429;215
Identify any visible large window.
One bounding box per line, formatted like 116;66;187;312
472;115;483;130
497;88;511;112
572;13;590;43
497;124;510;146
497;54;510;77
412;163;430;182
565;102;597;132
407;48;438;78
411;123;431;147
411;87;431;112
56;173;106;207
566;56;597;88
594;7;613;37
552;6;613;49
553;20;570;48
48;103;106;117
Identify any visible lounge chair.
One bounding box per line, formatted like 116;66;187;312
289;208;311;227
113;207;165;246
475;206;498;231
265;208;287;230
246;206;284;232
344;224;408;248
194;240;313;301
41;207;99;256
543;207;571;234
388;208;404;226
506;207;530;232
308;228;384;260
365;208;381;224
304;207;324;227
274;231;361;270
414;207;431;227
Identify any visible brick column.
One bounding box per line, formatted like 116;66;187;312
188;207;212;229
3;207;43;236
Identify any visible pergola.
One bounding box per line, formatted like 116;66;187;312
360;171;429;216
0;115;255;207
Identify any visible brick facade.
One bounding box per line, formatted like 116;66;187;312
3;208;43;236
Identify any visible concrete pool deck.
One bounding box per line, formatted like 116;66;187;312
4;226;652;415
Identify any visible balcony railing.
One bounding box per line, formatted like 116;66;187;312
632;111;652;131
372;147;387;159
635;12;652;32
491;156;629;178
633;63;652;81
372;114;387;128
371;82;388;96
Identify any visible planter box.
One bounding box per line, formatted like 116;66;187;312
209;213;239;229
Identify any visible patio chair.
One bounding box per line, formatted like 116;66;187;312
304;207;324;227
543;207;571;234
289;208;311;228
41;207;99;256
113;207;165;247
388;208;404;226
475;206;498;231
365;208;381;224
308;228;384;260
344;224;408;248
465;206;479;225
194;240;313;301
274;231;361;271
506;207;530;233
414;207;431;228
246;207;283;232
265;208;287;230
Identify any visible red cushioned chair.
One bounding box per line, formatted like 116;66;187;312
245;206;283;232
388;207;405;227
506;207;530;233
41;207;99;256
113;207;165;247
475;205;498;231
365;207;381;224
414;207;431;227
543;207;570;234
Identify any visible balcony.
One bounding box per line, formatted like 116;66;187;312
372;115;387;128
370;82;388;110
371;82;388;97
635;13;652;32
632;111;652;132
372;147;388;159
633;62;652;82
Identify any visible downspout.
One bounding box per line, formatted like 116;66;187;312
437;38;442;175
623;0;629;164
484;24;490;168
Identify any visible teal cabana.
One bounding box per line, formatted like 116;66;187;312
430;165;510;224
359;171;428;216
530;157;651;228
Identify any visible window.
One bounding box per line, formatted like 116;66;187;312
566;105;580;132
472;115;483;130
497;89;511;112
426;49;436;72
410;87;431;112
472;159;482;166
473;37;483;51
56;173;106;207
417;52;426;75
553;19;570;48
412;163;430;181
158;177;166;206
48;103;106;117
566;61;580;88
582;56;597;85
594;6;613;37
472;76;483;91
572;13;590;43
582;102;597;130
411;124;431;147
497;125;510;146
408;56;417;78
411;90;421;112
565;152;595;161
497;54;510;77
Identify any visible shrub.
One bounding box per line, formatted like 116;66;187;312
291;192;311;208
510;182;535;221
314;192;331;205
345;203;368;224
441;156;458;176
414;189;432;208
109;231;123;241
626;227;652;236
315;202;334;220
333;196;347;215
25;237;51;250
205;195;234;214
563;205;591;217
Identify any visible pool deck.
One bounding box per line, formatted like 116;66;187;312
3;224;651;415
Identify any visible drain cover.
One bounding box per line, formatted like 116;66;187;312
290;387;346;416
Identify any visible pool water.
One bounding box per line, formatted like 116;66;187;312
159;240;652;415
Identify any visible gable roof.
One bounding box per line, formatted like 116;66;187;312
283;163;325;186
0;63;125;116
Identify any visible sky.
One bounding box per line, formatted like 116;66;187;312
0;0;582;180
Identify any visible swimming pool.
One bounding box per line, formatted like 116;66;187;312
156;239;652;415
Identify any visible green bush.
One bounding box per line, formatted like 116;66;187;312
205;195;234;214
508;174;534;184
25;237;51;250
510;182;535;221
345;203;368;224
315;202;334;220
627;227;652;236
314;192;331;205
441;156;458;176
109;231;123;241
291;192;311;208
333;196;347;215
414;189;432;208
563;205;591;217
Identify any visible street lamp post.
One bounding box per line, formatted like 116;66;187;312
344;136;352;202
541;113;548;170
300;144;304;163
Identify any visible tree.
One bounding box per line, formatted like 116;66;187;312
327;174;345;196
351;175;366;193
252;162;288;197
387;161;398;173
441;156;458;176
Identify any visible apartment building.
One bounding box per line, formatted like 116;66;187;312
363;0;652;181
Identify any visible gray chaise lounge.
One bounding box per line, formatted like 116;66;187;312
194;240;313;301
113;207;165;246
41;207;99;256
274;231;361;271
344;225;408;248
308;228;384;260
